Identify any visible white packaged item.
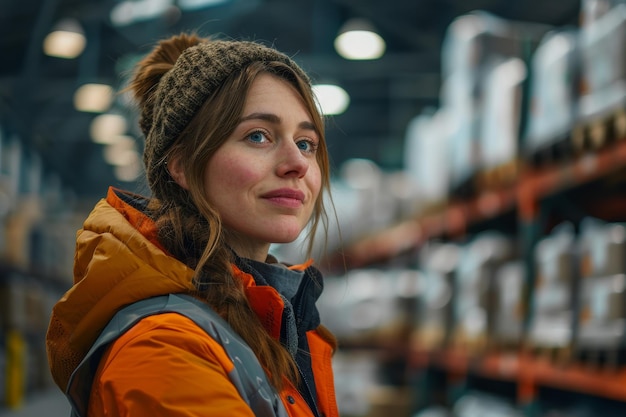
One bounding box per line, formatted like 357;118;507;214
581;0;626;27
524;29;580;154
479;57;527;171
452;232;515;349
440;73;480;196
404;108;452;206
529;223;579;348
415;242;461;350
577;220;626;349
492;261;526;344
579;4;626;119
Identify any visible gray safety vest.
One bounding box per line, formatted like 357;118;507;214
66;293;289;417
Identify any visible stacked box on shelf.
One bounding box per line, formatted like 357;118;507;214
413;242;460;351
452;392;524;417
331;350;381;417
523;28;581;167
0;134;44;269
439;71;476;199
29;214;80;284
450;232;516;354
0;129;19;195
403;108;452;212
0;175;9;257
491;260;527;350
577;1;626;150
441;11;518;197
361;386;413;417
527;222;580;361
477;54;528;190
3;196;43;269
0;131;19;260
317;269;419;346
0;272;27;333
339;159;394;241
28;172;79;282
581;0;626;22
441;11;539;197
378;169;423;225
576;218;626;366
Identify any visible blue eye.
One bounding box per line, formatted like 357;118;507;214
248;130;268;143
297;139;318;154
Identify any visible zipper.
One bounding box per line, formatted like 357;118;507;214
296;360;322;417
294;277;322;417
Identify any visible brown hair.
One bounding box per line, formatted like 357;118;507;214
128;33;331;389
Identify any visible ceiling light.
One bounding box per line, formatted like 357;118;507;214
105;147;139;166
334;18;386;60
178;0;230;11
103;136;138;166
74;83;114;113
43;18;86;59
110;0;174;26
312;84;350;115
114;161;142;182
90;114;128;144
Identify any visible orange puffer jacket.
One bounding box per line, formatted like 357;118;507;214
46;187;339;417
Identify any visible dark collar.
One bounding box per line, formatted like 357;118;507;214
234;255;324;332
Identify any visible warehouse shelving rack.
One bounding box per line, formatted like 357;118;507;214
326;138;626;416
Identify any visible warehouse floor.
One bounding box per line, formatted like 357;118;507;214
0;388;70;417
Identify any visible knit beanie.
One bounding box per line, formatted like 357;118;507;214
141;39;311;190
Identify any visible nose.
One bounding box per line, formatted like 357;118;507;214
276;140;309;178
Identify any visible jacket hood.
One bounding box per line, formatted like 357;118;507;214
46;187;196;392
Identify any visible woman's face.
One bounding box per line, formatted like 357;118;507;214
205;73;322;260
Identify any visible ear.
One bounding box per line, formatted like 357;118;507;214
167;154;189;190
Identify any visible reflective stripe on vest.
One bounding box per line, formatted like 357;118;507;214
66;293;289;417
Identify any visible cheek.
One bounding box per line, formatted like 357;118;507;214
304;165;323;219
310;164;323;199
206;154;261;196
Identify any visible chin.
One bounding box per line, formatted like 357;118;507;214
266;230;304;245
263;221;306;243
269;234;301;245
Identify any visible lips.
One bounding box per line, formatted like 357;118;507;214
262;188;305;201
261;188;305;207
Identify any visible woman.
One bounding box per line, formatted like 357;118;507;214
46;32;339;417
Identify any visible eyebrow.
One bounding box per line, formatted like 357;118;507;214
240;112;318;133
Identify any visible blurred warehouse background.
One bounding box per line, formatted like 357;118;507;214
4;0;626;416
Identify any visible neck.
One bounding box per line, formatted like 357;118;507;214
223;230;270;262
